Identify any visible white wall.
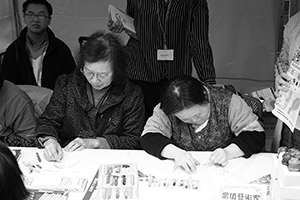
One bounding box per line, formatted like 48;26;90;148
0;0;280;92
208;0;278;92
0;0;16;53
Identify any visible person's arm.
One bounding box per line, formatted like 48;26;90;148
1;44;23;85
228;94;266;158
35;74;68;141
140;104;175;158
140;133;177;159
3;94;38;147
275;21;291;93
58;42;76;74
161;143;199;174
190;0;216;84
140;105;200;173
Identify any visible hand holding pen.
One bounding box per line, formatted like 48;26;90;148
209;148;228;166
43;139;64;162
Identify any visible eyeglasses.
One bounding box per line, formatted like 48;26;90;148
81;68;112;81
25;13;48;20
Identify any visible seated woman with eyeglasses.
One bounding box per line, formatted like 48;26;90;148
141;75;265;174
35;31;145;162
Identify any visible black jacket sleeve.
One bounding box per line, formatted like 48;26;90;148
230;130;266;158
140;133;178;159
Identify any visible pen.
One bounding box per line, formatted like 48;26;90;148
27;161;40;173
22;161;32;174
36;164;42;169
36;152;42;162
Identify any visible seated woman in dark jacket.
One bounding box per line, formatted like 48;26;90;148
141;75;265;174
36;31;145;162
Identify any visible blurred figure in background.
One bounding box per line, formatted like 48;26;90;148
108;0;216;120
1;0;76;90
272;11;300;151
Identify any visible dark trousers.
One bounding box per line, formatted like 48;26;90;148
129;79;168;122
281;124;300;149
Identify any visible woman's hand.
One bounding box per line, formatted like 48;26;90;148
209;148;229;166
43;139;64;162
275;72;291;98
107;19;124;33
173;151;200;174
64;137;99;152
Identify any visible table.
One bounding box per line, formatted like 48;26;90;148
13;148;276;200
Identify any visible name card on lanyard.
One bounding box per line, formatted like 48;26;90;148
156;0;174;61
157;49;174;60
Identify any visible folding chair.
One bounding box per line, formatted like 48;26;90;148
213;84;263;119
240;94;263;119
78;36;89;48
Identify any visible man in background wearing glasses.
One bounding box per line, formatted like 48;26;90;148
1;0;76;90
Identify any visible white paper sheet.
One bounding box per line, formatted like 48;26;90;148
195;158;244;182
242;155;273;181
42;151;86;172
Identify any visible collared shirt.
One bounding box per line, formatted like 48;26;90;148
125;0;216;84
26;33;49;86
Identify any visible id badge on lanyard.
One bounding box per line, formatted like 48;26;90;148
157;49;174;60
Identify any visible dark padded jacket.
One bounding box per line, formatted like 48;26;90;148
2;27;76;90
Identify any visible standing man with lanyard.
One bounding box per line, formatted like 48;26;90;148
2;0;76;90
108;0;216;120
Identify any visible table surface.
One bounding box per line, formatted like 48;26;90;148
13;148;277;200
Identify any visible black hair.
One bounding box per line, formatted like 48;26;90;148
76;31;127;85
0;59;4;90
160;75;209;116
22;0;53;16
0;71;4;90
0;142;29;200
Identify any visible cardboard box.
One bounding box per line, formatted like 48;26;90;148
277;157;300;186
271;156;300;200
272;175;300;200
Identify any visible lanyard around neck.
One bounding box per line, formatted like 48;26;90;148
156;0;172;49
90;84;111;109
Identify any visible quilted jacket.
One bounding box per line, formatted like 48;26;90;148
35;69;145;149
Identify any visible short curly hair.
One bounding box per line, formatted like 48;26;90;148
76;31;127;85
